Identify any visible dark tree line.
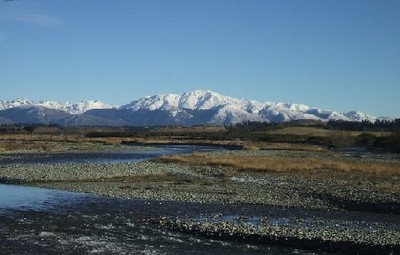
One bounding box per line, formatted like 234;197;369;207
0;123;63;133
327;119;400;131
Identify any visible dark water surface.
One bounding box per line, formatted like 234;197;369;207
0;184;329;255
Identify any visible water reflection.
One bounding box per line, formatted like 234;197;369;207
0;145;224;165
0;184;82;211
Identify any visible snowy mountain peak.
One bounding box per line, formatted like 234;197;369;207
0;99;115;114
121;94;180;111
179;90;234;110
69;100;117;114
119;90;378;124
0;99;33;109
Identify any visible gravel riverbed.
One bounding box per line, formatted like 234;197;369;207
1;149;400;254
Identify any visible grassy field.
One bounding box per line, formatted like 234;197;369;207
0;124;397;152
159;153;400;176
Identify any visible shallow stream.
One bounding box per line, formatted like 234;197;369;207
0;185;332;255
0;146;326;254
3;146;400;254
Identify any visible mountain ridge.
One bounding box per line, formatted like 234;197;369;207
0;99;116;115
0;90;387;126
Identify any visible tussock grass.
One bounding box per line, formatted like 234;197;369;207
265;127;391;137
159;153;400;175
266;127;332;137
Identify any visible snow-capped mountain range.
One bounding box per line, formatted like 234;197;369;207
0;99;116;115
0;90;384;126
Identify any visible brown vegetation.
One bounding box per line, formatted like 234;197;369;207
0;133;128;152
0;125;397;152
159;153;400;176
390;130;400;152
266;127;391;137
149;125;227;133
329;130;355;148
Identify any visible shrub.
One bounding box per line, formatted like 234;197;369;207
389;130;400;152
329;130;354;149
356;133;376;147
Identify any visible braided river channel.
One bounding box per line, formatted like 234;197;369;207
0;146;339;254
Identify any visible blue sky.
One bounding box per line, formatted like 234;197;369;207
1;0;399;117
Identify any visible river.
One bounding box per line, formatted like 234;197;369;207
0;146;330;254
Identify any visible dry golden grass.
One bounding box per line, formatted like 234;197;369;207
265;127;391;137
150;125;227;133
266;127;332;137
240;142;324;151
159;153;400;176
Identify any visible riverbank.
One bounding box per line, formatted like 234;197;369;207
1;148;400;254
2;149;399;210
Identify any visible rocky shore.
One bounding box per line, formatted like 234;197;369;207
1;149;400;254
157;216;400;254
1;153;399;212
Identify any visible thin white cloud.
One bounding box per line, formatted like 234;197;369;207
0;2;63;28
7;12;63;27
